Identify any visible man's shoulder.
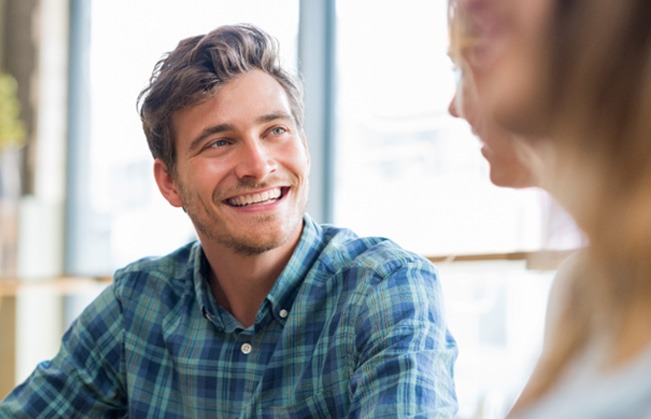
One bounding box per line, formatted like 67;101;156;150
317;223;436;277
313;225;445;328
111;240;200;297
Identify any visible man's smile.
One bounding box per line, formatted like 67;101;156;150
225;187;288;207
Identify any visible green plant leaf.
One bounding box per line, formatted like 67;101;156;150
0;71;26;150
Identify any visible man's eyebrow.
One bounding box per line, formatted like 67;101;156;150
188;123;233;152
257;111;293;124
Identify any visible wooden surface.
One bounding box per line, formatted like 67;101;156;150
0;276;112;297
0;276;111;399
427;249;576;271
0;248;574;299
0;296;16;399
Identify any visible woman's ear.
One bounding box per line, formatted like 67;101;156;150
153;159;184;208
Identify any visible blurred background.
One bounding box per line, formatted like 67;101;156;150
0;1;582;417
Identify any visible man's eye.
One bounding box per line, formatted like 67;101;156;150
270;127;286;135
207;139;229;149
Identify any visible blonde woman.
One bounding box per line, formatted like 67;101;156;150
450;0;651;417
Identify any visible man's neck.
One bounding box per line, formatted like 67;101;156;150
201;230;302;328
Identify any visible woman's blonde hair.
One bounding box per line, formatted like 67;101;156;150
448;0;651;413
514;0;651;413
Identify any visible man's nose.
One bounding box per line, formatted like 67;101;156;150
234;139;277;179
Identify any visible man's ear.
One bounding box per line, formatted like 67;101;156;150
153;159;184;208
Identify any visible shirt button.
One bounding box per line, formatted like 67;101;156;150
279;309;288;318
241;343;252;355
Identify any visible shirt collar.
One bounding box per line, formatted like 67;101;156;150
264;214;325;325
191;242;228;330
191;214;325;332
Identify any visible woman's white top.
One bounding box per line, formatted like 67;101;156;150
514;342;651;419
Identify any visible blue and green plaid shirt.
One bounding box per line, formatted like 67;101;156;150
1;215;457;418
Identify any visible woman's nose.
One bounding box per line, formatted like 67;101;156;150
448;93;460;118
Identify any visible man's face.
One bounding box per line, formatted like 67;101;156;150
155;69;310;255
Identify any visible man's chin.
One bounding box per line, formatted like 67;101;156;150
226;229;291;256
232;235;277;254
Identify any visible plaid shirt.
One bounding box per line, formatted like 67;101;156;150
1;215;457;418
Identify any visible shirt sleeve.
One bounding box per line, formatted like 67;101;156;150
348;259;458;418
0;283;127;418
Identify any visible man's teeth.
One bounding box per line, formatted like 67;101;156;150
227;188;282;207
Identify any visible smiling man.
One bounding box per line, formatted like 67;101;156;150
0;24;457;417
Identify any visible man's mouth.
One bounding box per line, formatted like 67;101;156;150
226;187;287;207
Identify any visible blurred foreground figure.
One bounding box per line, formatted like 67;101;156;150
451;0;651;417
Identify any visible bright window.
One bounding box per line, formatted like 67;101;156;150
334;0;546;256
